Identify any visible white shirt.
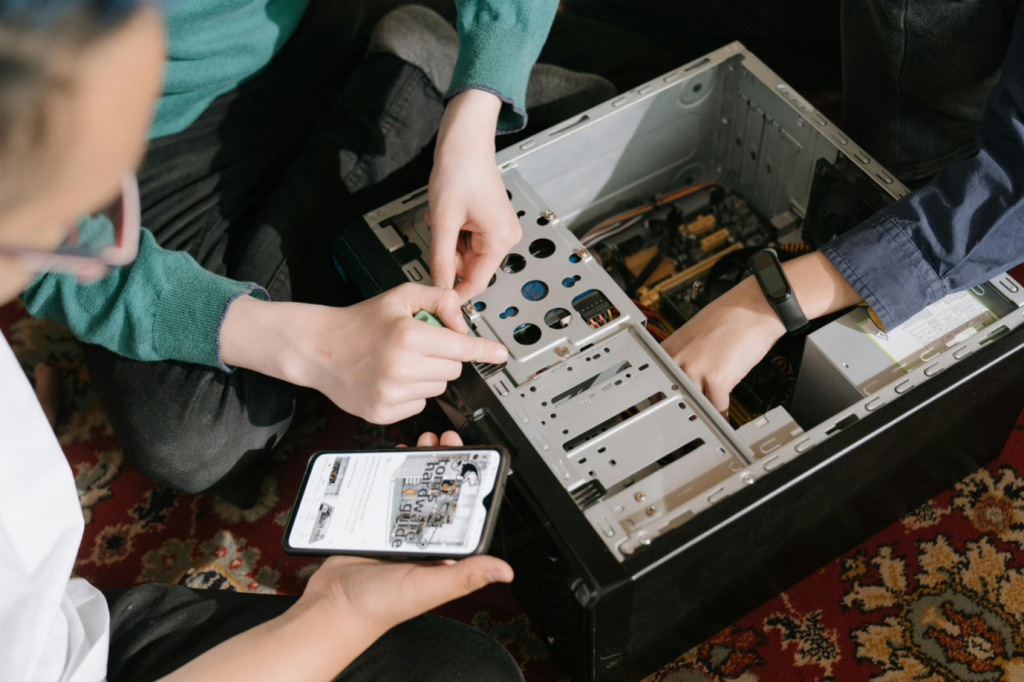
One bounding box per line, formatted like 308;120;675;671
0;335;109;682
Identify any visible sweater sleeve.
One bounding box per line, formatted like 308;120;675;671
447;0;558;133
21;223;267;370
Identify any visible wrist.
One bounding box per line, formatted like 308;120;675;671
436;89;500;161
731;276;788;340
220;296;326;388
296;578;395;644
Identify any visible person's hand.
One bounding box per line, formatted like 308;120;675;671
300;430;513;635
663;252;863;413
428;89;521;300
220;283;508;424
662;277;785;414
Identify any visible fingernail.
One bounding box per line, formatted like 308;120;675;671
486;571;498;583
494;345;508;362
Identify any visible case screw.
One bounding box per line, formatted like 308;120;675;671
555;346;570;357
742;473;756;486
572;247;588;261
621;544;635;556
461;303;475;316
639;535;652;546
634;491;646;502
546;637;556;645
645;505;656;517
542;210;556;222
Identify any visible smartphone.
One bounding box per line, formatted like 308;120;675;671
282;446;510;559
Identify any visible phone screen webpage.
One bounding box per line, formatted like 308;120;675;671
288;449;499;554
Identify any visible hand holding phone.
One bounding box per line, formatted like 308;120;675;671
283;431;510;559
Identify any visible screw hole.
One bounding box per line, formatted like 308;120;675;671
544;307;572;329
501;253;526;274
529;238;556;259
521;280;549;302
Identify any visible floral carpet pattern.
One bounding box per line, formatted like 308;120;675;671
7;299;1024;682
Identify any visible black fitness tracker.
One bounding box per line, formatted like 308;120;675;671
748;248;808;334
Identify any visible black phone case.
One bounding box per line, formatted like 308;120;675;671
281;445;511;560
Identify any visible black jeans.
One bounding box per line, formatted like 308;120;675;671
83;0;447;494
104;584;523;682
570;0;1016;182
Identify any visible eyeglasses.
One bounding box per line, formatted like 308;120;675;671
0;172;141;276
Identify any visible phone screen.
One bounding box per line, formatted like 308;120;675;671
286;448;502;556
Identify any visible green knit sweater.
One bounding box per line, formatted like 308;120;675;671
24;0;556;369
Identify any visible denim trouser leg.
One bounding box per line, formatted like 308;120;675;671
841;0;1018;182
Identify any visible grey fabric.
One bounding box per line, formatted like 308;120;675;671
369;4;616;124
369;5;459;94
526;63;616;118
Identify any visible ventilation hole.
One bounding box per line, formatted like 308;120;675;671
516;210;525;218
506;189;513;201
499;306;519;319
550;413;556;419
488;274;497;287
529;238;556;259
625;373;632;378
562;429;569;435
521;280;549;302
500;253;526;274
639;364;650;371
688;414;698;421
541;401;548;406
578;457;587;464
593;353;601;360
529;386;537;392
473;301;486;311
537;214;550;226
609;459;617;466
567;366;573;372
589;470;595;476
569;253;581;264
678;402;686;409
541;421;546;425
597;447;606;454
671;384;679;390
693;83;703;93
562;275;582;288
544;308;572;329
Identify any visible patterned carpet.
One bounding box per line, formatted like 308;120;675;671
7;298;1024;681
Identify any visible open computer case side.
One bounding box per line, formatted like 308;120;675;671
336;214;1024;681
332;42;1024;681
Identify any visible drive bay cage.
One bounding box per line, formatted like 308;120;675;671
333;43;1024;681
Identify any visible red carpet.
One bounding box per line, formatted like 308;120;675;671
7;298;1024;681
